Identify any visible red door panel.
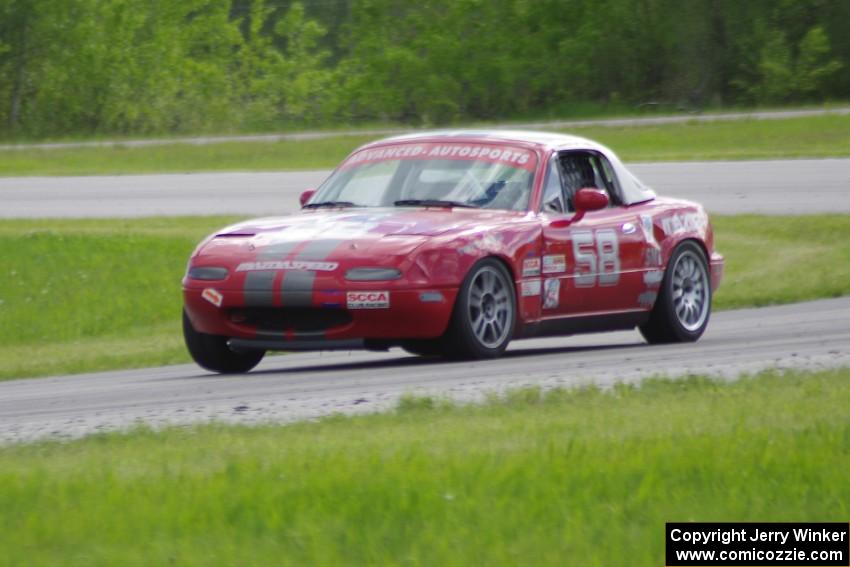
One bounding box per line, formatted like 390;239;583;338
541;207;648;316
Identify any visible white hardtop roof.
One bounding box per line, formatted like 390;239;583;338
373;129;605;152
358;129;656;206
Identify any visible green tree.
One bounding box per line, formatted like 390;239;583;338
794;25;842;99
1;0;849;138
737;23;842;104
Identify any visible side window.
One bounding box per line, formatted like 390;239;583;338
560;152;597;207
590;154;622;206
559;151;621;208
541;157;570;213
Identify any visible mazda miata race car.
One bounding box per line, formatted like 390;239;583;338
183;131;723;373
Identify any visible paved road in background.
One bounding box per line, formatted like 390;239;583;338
2;106;849;151
1;297;848;444
1;158;848;218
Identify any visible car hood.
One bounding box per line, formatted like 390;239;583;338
195;207;524;265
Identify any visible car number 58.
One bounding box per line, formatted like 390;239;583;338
572;229;620;287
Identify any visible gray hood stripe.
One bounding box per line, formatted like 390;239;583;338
243;271;276;306
281;271;316;307
243;241;301;307
280;239;343;306
242;238;344;309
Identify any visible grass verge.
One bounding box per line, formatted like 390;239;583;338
1;367;848;565
710;215;850;308
1;214;848;380
0;217;240;380
2;114;850;176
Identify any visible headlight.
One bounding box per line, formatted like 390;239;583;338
187;266;229;281
344;267;402;281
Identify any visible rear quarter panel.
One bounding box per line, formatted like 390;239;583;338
635;197;721;293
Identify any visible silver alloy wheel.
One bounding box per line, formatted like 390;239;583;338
467;265;513;348
671;249;709;332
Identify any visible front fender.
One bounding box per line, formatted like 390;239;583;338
409;221;540;286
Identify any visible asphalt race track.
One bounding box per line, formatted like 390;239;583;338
2;158;850;217
1;297;849;444
1;157;848;443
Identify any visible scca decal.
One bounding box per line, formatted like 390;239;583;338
347;291;390;309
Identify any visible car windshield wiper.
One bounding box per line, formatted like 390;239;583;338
303;201;359;209
393;199;479;209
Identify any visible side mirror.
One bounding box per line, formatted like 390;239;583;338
548;188;609;229
299;189;316;207
574;187;609;212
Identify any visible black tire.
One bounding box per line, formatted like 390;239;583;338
639;240;711;344
443;258;516;359
182;310;265;373
400;339;443;357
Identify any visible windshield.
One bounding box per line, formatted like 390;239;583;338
312;142;538;211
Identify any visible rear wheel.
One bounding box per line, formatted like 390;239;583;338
639;241;711;344
182;310;265;373
443;258;516;359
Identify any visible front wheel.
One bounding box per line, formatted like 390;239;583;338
639;241;712;344
443;258;516;359
182;310;265;373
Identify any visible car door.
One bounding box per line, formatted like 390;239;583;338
539;150;647;317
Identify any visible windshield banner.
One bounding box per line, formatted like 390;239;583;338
342;143;538;172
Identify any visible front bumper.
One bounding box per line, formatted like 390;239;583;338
183;284;458;346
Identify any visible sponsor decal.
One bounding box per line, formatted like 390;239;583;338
543;278;560;309
521;279;541;297
643;270;664;287
639;215;663;269
660;212;705;235
236;260;338;272
342;142;537;172
640;214;656;244
201;288;223;307
347;291;390;309
644;247;663;267
522;257;541;277
638;291;658;307
542;254;567;274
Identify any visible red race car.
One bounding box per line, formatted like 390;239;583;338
183;131;723;373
